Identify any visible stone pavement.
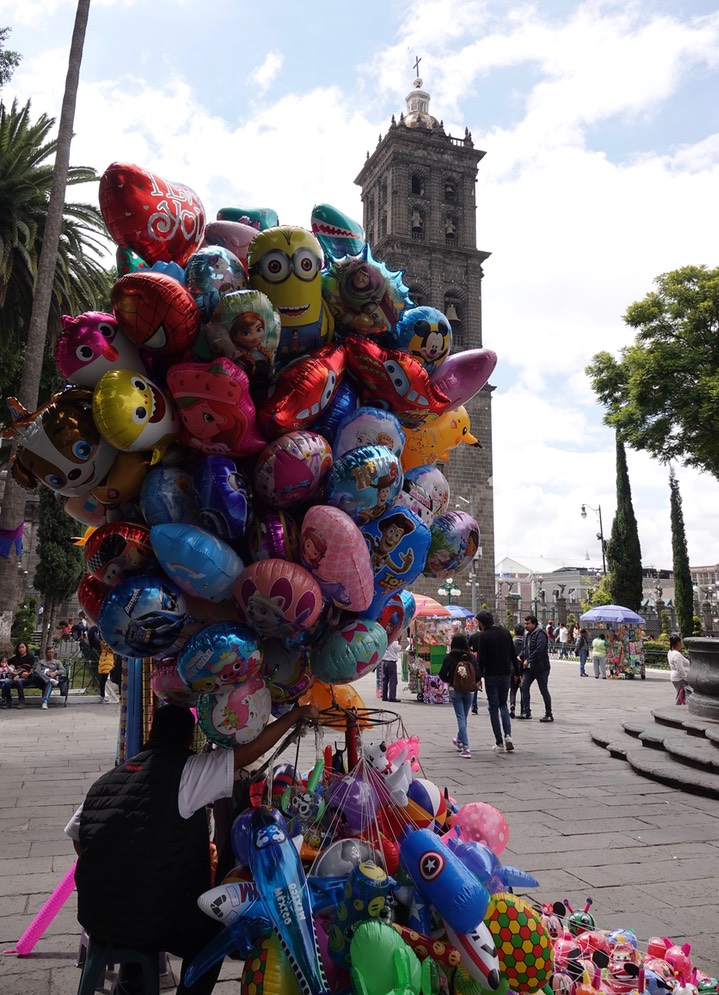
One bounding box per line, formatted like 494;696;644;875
0;659;717;994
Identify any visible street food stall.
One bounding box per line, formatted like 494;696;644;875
580;604;646;679
407;595;476;701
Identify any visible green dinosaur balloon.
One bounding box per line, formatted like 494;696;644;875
350;920;431;995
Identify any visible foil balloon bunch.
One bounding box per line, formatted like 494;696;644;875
2;159;497;750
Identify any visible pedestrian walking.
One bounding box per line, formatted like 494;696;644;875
575;628;590;677
381;639;403;702
519;615;554;722
510;625;524;717
592;632;608;679
668;634;691;704
439;634;480;759
557;623;569;658
473;611;517;753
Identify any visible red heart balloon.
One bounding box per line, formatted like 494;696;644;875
99;162;206;267
77;573;110;625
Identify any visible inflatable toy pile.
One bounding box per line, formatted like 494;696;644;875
2;161;498;749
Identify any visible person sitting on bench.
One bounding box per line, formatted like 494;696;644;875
33;647;69;709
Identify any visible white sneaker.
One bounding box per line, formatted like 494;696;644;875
451;737;462;751
41;702;48;709
504;736;514;752
491;744;504;753
102;697;110;703
459;749;471;758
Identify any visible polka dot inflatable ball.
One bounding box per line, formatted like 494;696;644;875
241;933;300;995
451;801;509;853
485;893;553;992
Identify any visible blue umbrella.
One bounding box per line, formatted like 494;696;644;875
446;604;474;618
579;604;645;625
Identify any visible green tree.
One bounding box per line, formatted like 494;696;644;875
605;437;643;611
583;573;613;609
10;595;37;646
669;470;694;638
588;265;719;479
33;488;84;651
0;27;21;90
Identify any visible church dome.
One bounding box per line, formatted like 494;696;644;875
404;78;440;131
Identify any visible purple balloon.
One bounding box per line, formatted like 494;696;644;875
430;348;497;407
247;510;299;562
327;774;379;832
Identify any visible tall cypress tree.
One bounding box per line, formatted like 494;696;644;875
669;470;694;637
606;437;643;611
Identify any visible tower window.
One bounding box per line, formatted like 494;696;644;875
445;214;458;243
380;212;387;237
411;174;424;196
444;179;457;203
411;206;425;240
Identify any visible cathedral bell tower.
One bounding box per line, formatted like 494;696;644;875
354;68;495;609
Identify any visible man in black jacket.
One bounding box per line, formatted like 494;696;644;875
520;615;554;722
473;611;518;753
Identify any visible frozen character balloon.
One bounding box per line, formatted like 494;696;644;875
300;505;374;611
391;307;452;375
166;358;266;458
311;203;365;261
55;312;146;387
184;245;246;321
401;406;479;470
111;271;201;361
405;465;450;518
247;226;332;368
3;388;118;497
257;344;346;438
333;407;405;461
205;289;280;389
92;370;180;465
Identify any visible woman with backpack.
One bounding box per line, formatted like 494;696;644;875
439;634;480;759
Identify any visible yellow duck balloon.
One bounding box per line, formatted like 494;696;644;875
401;405;479;471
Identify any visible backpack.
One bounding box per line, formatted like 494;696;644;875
453;653;476;693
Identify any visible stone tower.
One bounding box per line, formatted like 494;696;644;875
354;72;495;610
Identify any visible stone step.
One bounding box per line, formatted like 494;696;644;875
622;718;646;738
651;706;718;736
637;727;669;749
625;747;719;800
662;735;719;774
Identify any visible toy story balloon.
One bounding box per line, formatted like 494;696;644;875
430;348;497;407
193;456;253;540
257;344;346;438
322;245;411;337
184;245;246;321
300;505;373;611
254;432;332;508
310;203;364;261
405;465;450;517
4;389;118;497
361;507;431;616
111;271;201;360
203;219;260;268
218;206;279;230
310;617;388;685
423;511;480;579
343;336;451;427
55;312;146;387
84;521;155;587
325;445;403;526
234;559;323;639
197;674;271;747
247;226;332;367
151;523;244;603
205;289;280;388
99;573;191;658
92;370;179;464
391;306;452;374
140;465;201;526
247;510;300;562
333;407;405;460
99;162;205;267
401;406;479;470
166;358;266;457
176;622;261;693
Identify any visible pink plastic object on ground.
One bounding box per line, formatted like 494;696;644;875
3;860;77;956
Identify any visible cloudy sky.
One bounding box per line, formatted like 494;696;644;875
4;0;719;573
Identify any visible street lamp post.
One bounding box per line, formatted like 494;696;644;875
465;555;480;615
581;503;606;575
437;578;462;606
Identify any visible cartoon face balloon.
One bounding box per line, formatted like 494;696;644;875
99;574;192;658
423;511;480;579
84;521;155;587
99;162;205;267
361;507;431;617
258;345;346;438
112;271;201;360
197;675;271;748
322;245;411;337
93;370;179;464
311;203;365;261
55;312;146;387
334;407;405;461
205;289;280;389
247;226;330;367
193;456;253;540
401;406;479;471
391;307;452;374
166;358;266;457
405;465;450;518
176;622;262;693
184;245;246;321
4;389;118;497
234;559;323;639
254;432;333;508
325;445;403;526
300;505;374;611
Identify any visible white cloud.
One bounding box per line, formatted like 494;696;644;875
248;51;284;94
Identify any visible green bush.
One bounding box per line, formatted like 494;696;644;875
643;640;669;669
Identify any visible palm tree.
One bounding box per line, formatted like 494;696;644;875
0;0;101;645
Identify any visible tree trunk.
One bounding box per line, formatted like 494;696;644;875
0;0;92;646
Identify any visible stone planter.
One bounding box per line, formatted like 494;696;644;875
685;637;719;722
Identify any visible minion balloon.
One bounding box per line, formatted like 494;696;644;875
92;370;180;465
248;226;333;368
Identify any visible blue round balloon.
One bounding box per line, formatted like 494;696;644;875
325;445;403;525
150;523;244;603
333;406;405;460
99;573;192;658
390;306;452;375
309;380;359;444
140;466;201;527
193;456;253;540
176;622;262;694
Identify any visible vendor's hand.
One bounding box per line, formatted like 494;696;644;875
523;661;529;669
296;703;320;724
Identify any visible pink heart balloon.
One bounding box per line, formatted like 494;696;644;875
203;220;259;268
430;348;497;406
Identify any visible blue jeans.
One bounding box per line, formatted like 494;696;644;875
449;689;474;750
485;676;512;746
578;650;588;675
521;669;552;717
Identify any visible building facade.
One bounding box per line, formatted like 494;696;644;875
354;75;495;609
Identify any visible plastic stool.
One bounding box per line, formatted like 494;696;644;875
76;936;160;995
